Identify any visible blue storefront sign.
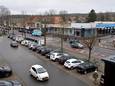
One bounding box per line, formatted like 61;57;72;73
96;23;115;28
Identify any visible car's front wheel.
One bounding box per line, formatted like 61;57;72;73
84;71;87;74
70;66;74;70
36;77;39;81
5;72;11;77
55;58;58;62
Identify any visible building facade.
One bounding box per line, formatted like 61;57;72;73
46;22;115;40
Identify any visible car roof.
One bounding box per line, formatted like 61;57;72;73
67;58;78;62
79;62;96;67
32;64;43;69
52;52;68;55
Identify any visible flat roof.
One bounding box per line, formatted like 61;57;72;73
102;55;115;63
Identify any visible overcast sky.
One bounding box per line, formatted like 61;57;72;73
0;0;115;14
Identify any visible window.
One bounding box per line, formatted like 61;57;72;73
72;60;81;63
72;61;77;63
57;53;62;56
32;67;37;73
69;29;72;34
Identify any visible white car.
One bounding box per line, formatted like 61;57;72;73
64;58;84;69
15;35;24;43
21;40;27;45
38;39;45;46
29;64;49;81
21;40;31;46
50;52;69;61
28;42;38;49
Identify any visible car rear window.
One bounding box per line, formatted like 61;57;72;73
72;60;81;63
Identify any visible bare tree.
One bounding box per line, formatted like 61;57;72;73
41;16;47;46
21;10;27;37
59;10;68;15
82;37;97;61
49;9;57;15
59;10;68;53
0;5;11;34
40;10;55;46
0;5;11;26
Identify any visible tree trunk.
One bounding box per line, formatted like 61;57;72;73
24;32;26;38
13;27;14;35
44;26;47;46
44;32;46;46
88;48;92;61
61;28;64;53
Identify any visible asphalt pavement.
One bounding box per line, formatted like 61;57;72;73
0;37;90;86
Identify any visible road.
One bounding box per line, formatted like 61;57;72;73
0;37;89;86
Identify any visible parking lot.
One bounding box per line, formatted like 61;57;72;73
0;31;115;86
0;36;92;86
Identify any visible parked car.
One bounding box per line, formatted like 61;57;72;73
0;80;22;86
10;41;18;48
0;65;12;78
8;33;12;38
69;40;80;44
38;39;45;46
21;40;31;46
70;42;84;49
45;49;62;59
64;58;84;69
100;74;104;86
21;40;27;46
15;35;24;43
12;35;16;41
32;44;40;51
29;64;49;81
58;55;72;65
28;42;38;50
7;33;15;39
36;46;45;53
40;48;53;56
45;53;51;59
32;29;42;36
50;52;69;61
76;62;97;74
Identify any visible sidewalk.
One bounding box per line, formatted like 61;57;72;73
98;35;115;50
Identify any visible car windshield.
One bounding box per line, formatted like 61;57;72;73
37;68;47;74
66;61;70;63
